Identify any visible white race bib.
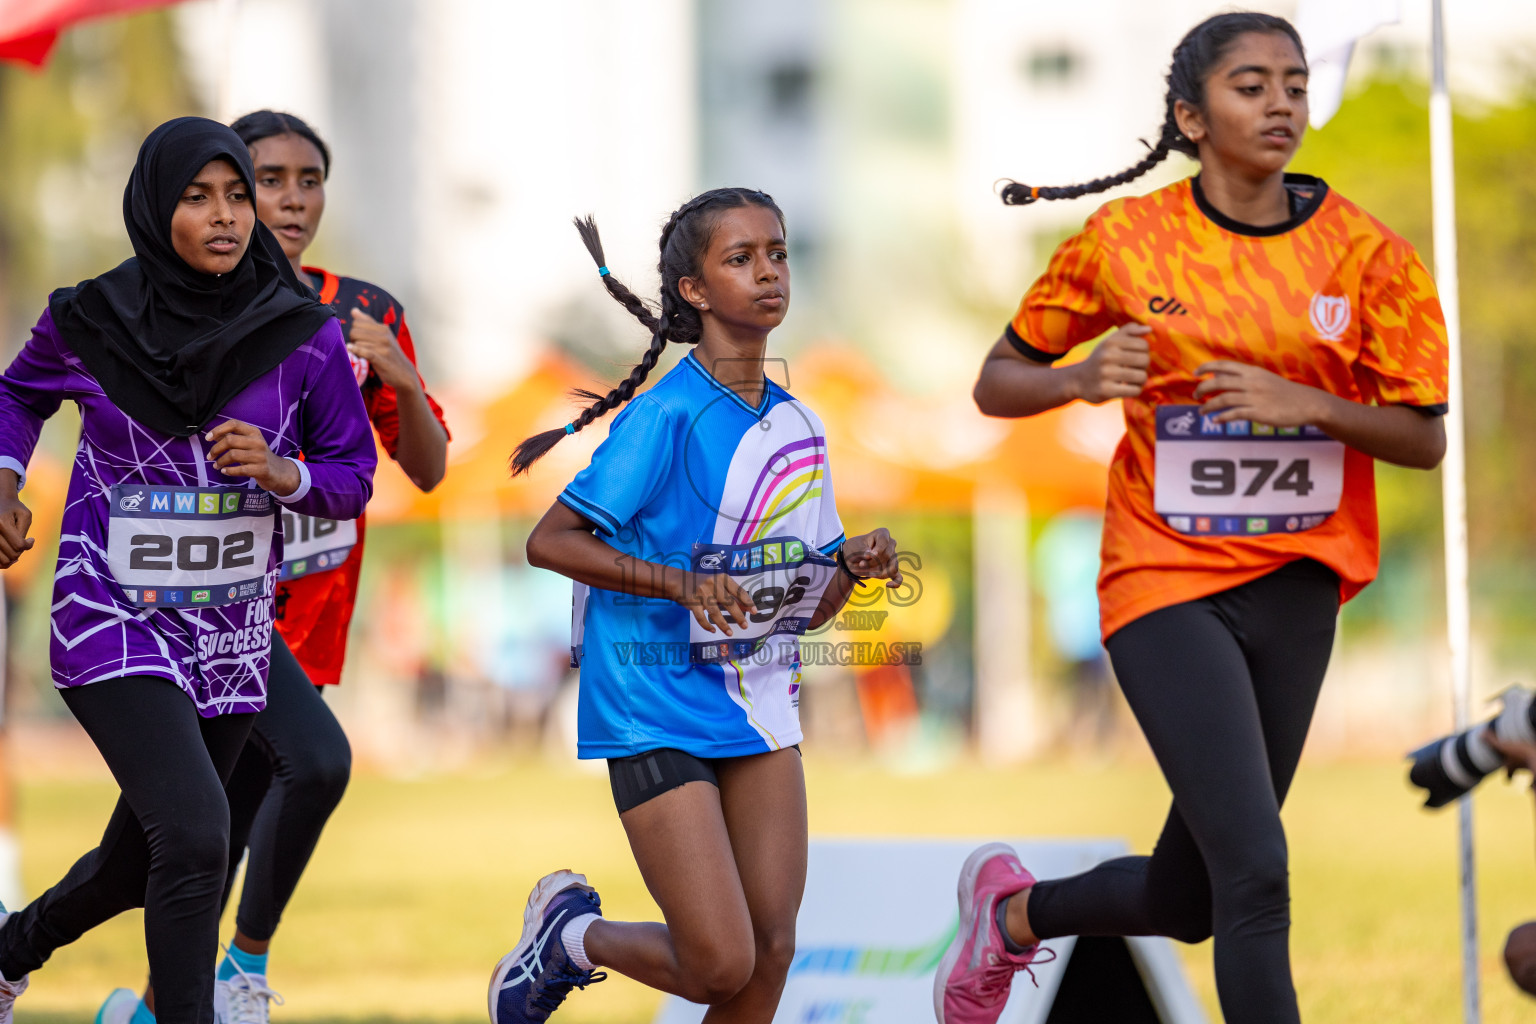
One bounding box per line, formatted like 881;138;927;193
570;581;589;669
107;485;276;607
277;512;358;581
688;536;838;665
1153;406;1344;536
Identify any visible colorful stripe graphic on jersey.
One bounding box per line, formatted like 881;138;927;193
560;352;844;759
1008;175;1448;637
733;438;827;543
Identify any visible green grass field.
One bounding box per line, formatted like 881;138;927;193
11;754;1536;1023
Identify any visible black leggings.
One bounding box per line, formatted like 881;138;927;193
0;676;255;1024
1026;559;1339;1024
220;634;351;941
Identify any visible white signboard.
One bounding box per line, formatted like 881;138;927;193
655;839;1208;1024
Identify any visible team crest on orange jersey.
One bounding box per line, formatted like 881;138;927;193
1309;294;1351;341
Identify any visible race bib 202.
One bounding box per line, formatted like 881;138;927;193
107;485;276;607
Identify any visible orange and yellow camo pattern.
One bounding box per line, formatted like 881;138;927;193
1009;176;1448;639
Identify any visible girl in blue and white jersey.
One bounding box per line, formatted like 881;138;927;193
488;188;903;1024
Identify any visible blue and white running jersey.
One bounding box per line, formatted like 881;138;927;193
559;352;845;759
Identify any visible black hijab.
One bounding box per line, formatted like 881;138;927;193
48;116;334;437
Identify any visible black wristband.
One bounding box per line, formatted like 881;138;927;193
836;547;868;583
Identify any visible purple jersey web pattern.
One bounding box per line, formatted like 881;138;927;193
0;308;376;716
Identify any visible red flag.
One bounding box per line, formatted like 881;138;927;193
0;0;189;68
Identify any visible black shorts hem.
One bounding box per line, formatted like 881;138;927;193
606;745;802;815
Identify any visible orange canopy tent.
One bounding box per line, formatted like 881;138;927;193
367;345;1118;525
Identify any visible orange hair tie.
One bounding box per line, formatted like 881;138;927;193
1030;186;1040;199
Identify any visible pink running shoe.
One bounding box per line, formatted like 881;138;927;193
932;842;1053;1024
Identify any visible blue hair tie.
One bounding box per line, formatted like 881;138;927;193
598;266;611;277
565;423;576;435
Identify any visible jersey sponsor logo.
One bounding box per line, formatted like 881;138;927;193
118;490;145;511
142;589;157;603
1148;295;1189;316
1309;293;1351;341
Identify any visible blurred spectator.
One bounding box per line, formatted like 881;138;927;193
1486;732;1536;996
1035;510;1114;745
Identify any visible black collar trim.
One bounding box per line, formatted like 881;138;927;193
1191;173;1328;237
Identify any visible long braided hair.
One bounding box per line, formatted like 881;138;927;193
511;187;784;475
999;12;1305;206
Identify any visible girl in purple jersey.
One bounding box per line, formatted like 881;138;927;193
0;118;375;1024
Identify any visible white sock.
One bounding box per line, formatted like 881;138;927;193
560;913;599;971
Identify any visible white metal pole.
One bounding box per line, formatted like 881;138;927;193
215;0;241;122
1429;1;1478;1020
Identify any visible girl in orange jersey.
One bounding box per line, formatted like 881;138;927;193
936;13;1447;1024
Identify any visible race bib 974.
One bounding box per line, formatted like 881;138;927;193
689;536;838;665
1153;406;1344;536
107;485;276;607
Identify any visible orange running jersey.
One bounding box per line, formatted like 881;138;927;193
1007;175;1448;639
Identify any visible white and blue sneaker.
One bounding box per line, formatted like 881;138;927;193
488;871;605;1023
0;901;26;1024
95;989;142;1024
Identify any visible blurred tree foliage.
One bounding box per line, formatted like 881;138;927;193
0;9;195;353
1297;75;1536;560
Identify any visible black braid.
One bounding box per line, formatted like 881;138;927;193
1000;12;1305;206
510;188;784;476
573;216;659;332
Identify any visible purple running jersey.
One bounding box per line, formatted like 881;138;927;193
0;308;376;715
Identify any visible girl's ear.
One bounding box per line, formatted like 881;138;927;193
1173;98;1206;146
677;275;709;312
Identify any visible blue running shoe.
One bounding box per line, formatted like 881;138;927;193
488;870;605;1023
95;989;141;1024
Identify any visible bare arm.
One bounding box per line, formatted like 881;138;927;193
0;469;34;569
973;326;1150;419
389;381;449;492
527;500;758;636
1195;361;1447;469
806;527;904;631
348;308;448;493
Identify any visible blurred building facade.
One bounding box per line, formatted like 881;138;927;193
174;0;1536;399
